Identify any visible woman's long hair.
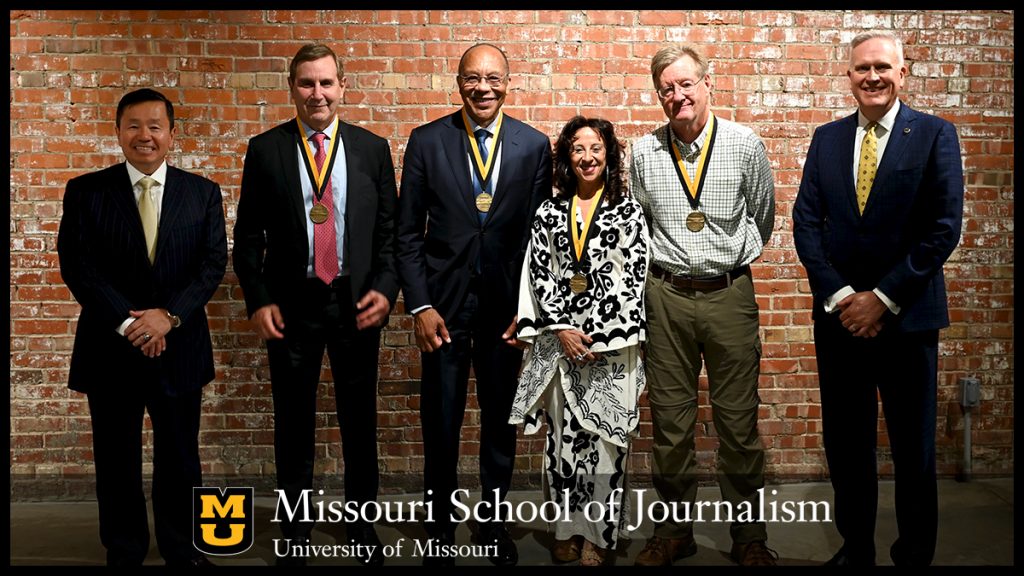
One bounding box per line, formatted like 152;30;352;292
552;116;627;207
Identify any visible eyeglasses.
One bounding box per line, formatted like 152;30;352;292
657;80;702;100
458;74;508;88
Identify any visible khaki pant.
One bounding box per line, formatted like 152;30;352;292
644;270;768;544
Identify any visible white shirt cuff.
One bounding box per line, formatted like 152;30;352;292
824;286;855;314
116;317;135;336
873;288;901;315
410;304;432;315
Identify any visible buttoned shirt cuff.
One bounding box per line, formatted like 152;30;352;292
824;286;856;314
116;317;135;336
873;288;901;315
410;304;432;315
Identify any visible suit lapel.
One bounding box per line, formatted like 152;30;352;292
864;103;914;216
108;163;153;264
441;112;479;222
277;120;308;229
487;115;520;221
338;120;365;248
836;113;861;216
154;166;184;264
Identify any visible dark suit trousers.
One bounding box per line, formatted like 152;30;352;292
267;277;381;539
815;314;939;566
87;382;202;565
419;284;523;537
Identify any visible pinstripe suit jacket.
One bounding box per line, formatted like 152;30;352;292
57;163;227;395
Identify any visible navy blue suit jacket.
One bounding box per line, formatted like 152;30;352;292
58;163;227;395
793;102;964;332
396;111;552;323
233;119;399;318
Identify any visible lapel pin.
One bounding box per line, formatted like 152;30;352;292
903;127;911;134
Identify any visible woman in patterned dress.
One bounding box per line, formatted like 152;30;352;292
511;116;649;566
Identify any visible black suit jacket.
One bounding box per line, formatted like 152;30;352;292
57;163;228;396
793;102;964;332
396;111;552;322
233;118;399;317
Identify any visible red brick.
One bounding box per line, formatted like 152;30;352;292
6;9;1015;490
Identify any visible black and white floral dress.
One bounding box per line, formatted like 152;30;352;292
510;195;649;550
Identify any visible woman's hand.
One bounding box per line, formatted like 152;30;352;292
555;329;602;365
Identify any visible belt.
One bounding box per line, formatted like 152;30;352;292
649;264;750;292
304;275;350;289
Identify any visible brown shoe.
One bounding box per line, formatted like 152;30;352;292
580;539;608;567
552;535;583;563
633;535;697;566
730;540;778;566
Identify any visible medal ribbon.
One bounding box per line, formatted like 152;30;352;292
570;187;605;264
296;117;340;203
461;108;503;189
668;114;717;210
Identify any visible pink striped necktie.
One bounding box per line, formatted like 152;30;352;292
311;132;339;285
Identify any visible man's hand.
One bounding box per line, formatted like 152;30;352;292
124;308;173;349
838;291;887;338
140;336;167;358
502;316;526;350
252;304;285;340
414;308;450;353
356;290;391;330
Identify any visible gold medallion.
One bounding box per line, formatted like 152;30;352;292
570;273;588;294
475;192;493;213
309;203;329;224
686;211;706;233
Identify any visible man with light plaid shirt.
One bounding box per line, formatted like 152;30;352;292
630;43;776;567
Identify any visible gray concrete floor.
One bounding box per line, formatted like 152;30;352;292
9;478;1013;566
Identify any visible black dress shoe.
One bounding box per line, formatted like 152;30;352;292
275;537;309;566
422;531;456;567
347;523;385;567
166;555;215;567
481;523;518;567
824;547;874;567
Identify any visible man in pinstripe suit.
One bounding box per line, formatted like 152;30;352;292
57;88;227;566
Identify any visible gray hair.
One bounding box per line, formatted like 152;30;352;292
849;31;904;67
650;43;709;91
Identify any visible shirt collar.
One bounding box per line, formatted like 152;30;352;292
126;161;168;187
299;116;340;144
858;99;901;134
466;110;500;136
671;113;714;159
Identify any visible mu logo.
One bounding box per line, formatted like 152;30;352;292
193;487;254;556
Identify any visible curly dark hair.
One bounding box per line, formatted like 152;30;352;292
552;116;628;206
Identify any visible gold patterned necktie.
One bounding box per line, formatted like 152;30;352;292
137;176;158;263
856;122;878;215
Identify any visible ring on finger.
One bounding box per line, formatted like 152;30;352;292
143;333;152;342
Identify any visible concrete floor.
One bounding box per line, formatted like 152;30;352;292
9;478;1013;566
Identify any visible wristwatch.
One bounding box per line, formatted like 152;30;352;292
166;310;182;329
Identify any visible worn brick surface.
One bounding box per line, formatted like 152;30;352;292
9;10;1013;495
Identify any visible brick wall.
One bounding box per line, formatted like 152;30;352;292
9;10;1014;497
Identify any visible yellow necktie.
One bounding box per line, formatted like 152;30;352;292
856;122;878;215
138;176;158;263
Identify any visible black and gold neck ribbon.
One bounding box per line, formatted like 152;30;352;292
296;117;341;204
568;187;606;272
668;114;717;211
461;108;504;190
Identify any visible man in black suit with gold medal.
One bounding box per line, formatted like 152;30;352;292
396;43;552;566
233;44;398;566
